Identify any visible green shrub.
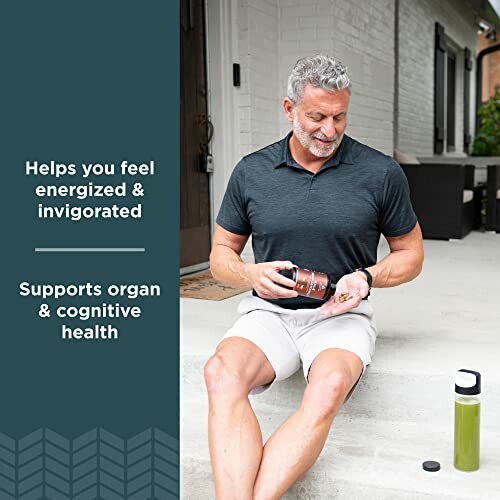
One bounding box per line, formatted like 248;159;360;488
472;87;500;156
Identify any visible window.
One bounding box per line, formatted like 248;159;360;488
434;23;471;155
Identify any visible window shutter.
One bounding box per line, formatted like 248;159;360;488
434;23;446;154
463;47;472;152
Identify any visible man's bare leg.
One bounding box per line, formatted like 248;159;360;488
253;348;363;500
204;337;275;500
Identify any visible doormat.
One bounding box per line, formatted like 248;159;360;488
180;271;251;300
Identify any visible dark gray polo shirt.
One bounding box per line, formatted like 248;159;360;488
216;133;417;309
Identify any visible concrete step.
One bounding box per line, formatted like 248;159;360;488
181;455;468;500
181;394;500;500
181;234;500;498
182;351;500;432
180;234;500;499
182;351;500;498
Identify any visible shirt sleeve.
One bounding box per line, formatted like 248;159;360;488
379;161;418;237
216;160;251;235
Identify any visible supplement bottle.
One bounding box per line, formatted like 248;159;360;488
279;267;336;300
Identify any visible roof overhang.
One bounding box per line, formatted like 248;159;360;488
463;0;500;30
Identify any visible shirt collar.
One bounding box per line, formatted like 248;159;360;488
275;131;353;170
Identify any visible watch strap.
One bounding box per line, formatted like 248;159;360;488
355;268;372;296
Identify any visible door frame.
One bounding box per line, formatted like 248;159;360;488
180;0;212;274
205;0;240;237
180;0;239;276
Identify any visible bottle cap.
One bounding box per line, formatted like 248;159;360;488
455;369;481;395
422;460;440;472
278;268;297;283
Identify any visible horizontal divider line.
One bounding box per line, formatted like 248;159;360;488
35;248;145;252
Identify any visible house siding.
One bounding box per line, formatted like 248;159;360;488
397;0;478;156
237;0;396;155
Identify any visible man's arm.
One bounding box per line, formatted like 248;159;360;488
209;224;251;288
210;224;298;299
367;222;424;287
320;223;424;316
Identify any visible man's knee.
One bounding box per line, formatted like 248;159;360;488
204;352;250;399
304;367;353;421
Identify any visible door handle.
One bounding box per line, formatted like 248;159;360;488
200;144;214;173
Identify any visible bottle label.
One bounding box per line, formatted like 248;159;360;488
294;268;329;300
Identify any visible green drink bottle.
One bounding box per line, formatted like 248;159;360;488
454;369;481;471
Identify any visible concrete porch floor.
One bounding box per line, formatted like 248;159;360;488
180;231;500;499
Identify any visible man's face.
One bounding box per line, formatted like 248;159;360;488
284;86;350;158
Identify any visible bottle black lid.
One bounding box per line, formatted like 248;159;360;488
422;460;440;472
455;369;481;395
278;268;296;282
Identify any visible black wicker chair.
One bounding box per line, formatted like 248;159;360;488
400;163;475;240
486;165;500;232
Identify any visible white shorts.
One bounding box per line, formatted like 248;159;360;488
217;296;377;395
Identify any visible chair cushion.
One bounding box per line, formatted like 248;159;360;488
463;189;474;204
393;149;420;164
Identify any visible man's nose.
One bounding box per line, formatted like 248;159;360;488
320;119;336;138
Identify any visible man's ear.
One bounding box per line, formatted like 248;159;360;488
283;97;295;122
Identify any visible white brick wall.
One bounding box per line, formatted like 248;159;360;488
238;0;281;157
277;0;396;154
234;0;478;162
237;0;396;156
397;0;478;157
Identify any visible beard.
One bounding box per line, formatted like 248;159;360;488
292;111;343;158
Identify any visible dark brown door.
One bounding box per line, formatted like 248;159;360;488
180;0;211;268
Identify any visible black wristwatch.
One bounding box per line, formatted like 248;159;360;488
355;268;372;297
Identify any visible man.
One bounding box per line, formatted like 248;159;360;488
204;54;424;499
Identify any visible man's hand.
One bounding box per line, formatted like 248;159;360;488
319;271;369;316
243;261;298;299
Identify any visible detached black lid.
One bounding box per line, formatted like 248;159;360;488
455;369;481;395
422;460;440;472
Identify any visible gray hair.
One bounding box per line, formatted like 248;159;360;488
287;54;351;104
